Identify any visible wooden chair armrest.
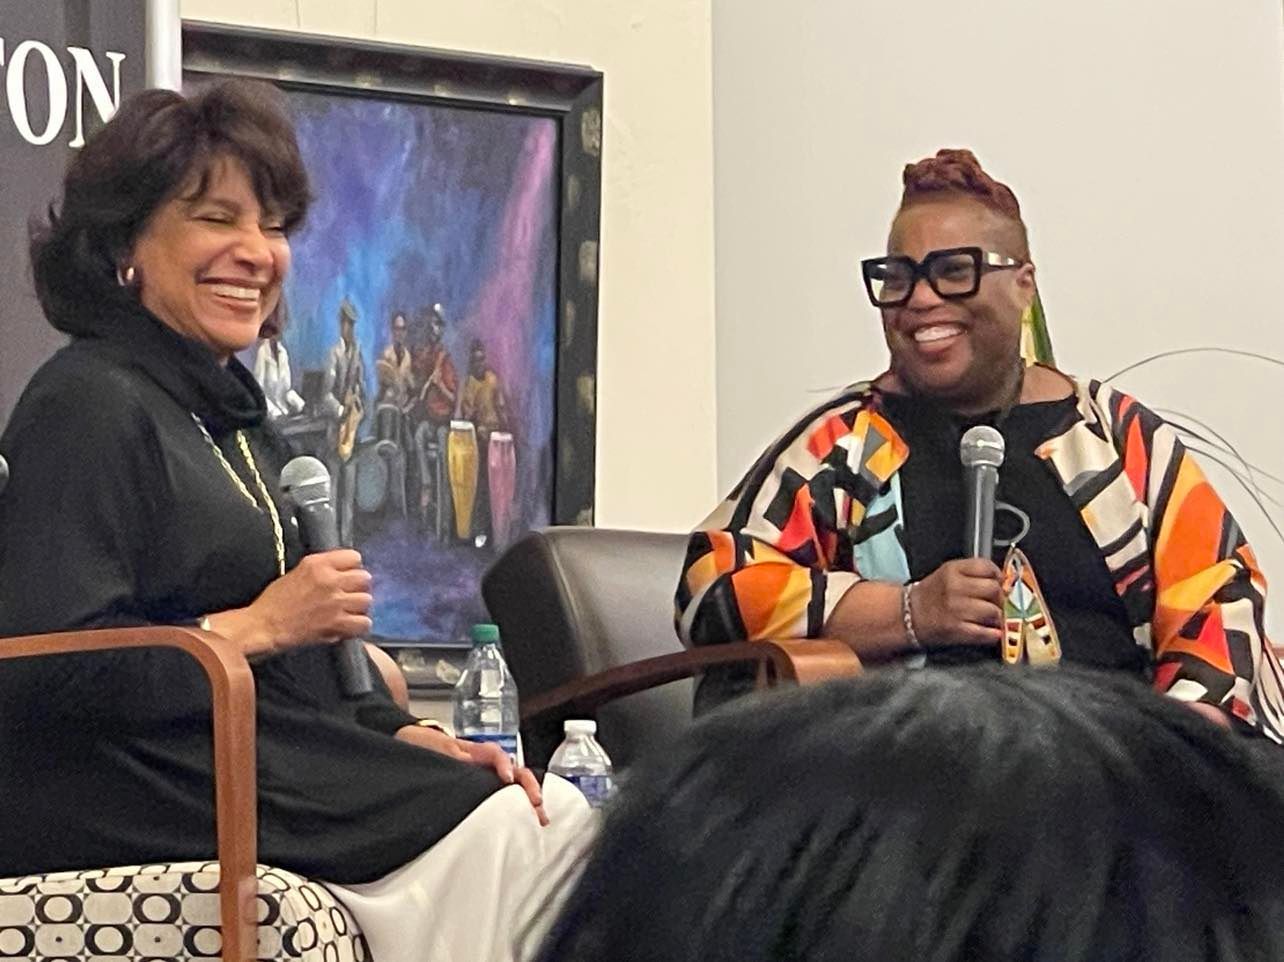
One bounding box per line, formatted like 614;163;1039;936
759;638;863;685
0;627;257;962
520;638;861;724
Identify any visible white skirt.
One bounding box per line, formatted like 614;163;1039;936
324;775;596;962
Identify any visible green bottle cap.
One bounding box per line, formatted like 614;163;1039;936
471;623;501;646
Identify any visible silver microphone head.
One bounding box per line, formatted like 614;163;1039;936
0;454;8;496
960;425;1005;469
279;455;333;507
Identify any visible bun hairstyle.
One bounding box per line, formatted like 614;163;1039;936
899;148;1029;257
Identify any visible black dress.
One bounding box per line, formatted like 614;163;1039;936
0;307;500;883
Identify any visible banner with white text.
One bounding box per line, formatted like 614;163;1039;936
0;1;147;429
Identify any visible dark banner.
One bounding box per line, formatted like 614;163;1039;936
0;1;148;429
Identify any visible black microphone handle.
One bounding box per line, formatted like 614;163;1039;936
294;499;341;551
963;463;998;559
293;500;374;697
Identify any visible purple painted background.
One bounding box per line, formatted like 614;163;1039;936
277;89;558;646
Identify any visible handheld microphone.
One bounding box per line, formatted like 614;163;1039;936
279;455;373;697
960;425;1005;559
0;454;8;497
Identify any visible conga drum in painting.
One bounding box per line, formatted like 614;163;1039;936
487;431;516;548
447;420;479;540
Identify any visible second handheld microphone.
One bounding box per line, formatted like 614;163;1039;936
960;425;1005;560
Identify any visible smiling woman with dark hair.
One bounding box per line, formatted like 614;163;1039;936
677;148;1284;742
0;80;590;962
29;83;310;339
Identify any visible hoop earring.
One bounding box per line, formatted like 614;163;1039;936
116;264;136;288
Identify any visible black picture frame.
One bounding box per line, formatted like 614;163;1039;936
182;22;602;686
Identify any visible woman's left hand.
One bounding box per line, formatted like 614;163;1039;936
395;724;549;826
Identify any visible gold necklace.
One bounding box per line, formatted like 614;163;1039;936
192;414;286;576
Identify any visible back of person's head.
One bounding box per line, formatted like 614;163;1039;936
30;79;309;337
537;666;1284;962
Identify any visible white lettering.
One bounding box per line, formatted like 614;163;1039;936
0;38;127;148
67;47;125;148
6;40;68;146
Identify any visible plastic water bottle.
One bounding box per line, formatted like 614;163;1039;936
452;623;521;764
548;719;616;808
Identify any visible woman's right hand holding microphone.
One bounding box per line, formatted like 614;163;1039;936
908;557;1005;649
203;549;373;659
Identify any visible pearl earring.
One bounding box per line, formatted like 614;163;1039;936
116;264;136;287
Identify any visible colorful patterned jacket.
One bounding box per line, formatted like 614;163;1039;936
676;374;1284;742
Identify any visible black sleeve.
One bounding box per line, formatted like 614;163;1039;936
351;654;419;736
354;701;420;736
0;360;207;723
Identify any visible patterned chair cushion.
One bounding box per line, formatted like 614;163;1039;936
0;862;370;961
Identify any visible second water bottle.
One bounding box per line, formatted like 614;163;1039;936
548;719;615;808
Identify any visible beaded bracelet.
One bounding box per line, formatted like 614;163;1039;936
901;581;922;652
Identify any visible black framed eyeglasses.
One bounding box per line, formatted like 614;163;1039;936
860;246;1024;308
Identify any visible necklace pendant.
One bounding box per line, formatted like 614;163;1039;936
1000;546;1062;667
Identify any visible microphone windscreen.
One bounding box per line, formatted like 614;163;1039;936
280;455;332;506
960;425;1005;469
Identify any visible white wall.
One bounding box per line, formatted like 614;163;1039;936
713;0;1284;629
180;0;719;532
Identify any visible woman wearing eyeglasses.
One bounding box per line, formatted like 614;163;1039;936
677;148;1284;742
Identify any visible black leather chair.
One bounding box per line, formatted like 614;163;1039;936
482;527;862;770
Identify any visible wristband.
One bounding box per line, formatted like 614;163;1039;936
901;581;922;652
415;718;455;738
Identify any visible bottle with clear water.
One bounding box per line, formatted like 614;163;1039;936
548;719;615;808
452;623;521;764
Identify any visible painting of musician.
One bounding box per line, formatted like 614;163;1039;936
252;295;305;420
322;299;366;443
375;312;416;445
320;298;366;544
261;87;559;651
457;338;514;547
254;334;306;420
413;304;458;536
461;339;511;440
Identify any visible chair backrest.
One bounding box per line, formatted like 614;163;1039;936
481;526;691;769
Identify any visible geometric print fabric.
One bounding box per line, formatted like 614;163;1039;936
678;376;1284;740
0;862;369;961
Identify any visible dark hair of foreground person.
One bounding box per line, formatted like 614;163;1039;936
538;666;1284;962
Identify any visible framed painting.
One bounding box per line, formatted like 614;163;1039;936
182;22;601;684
